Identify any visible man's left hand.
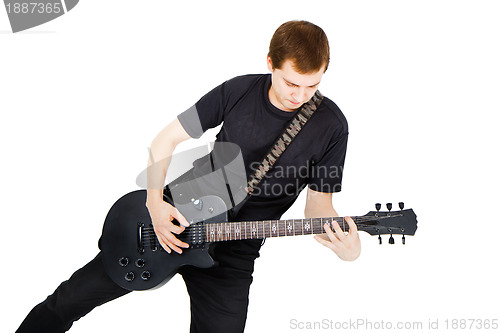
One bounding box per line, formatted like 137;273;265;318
314;216;361;261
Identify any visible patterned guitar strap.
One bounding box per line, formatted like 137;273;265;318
245;90;324;195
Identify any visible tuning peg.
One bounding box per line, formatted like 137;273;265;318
386;203;392;211
375;203;381;212
399;202;404;210
402;235;406;245
389;234;395;244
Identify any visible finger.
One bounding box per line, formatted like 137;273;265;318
157;229;185;253
323;223;342;244
173;209;190;227
330;220;347;241
345;216;358;235
165;232;189;251
170;225;186;235
163;236;183;254
314;234;340;253
157;236;172;254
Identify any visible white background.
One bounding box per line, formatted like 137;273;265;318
2;1;499;332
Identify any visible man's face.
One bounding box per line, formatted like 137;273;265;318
267;57;325;112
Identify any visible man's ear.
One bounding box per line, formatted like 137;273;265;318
266;56;274;72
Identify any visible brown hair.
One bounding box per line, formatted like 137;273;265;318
268;20;330;74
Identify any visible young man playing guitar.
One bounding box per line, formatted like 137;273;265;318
17;20;360;333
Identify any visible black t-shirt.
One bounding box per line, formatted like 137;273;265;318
178;74;348;222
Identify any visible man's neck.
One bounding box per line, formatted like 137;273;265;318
268;84;295;112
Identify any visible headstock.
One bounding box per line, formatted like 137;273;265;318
356;202;418;245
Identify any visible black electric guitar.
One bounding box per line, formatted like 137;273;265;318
100;190;418;291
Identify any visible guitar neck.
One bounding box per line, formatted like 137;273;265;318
204;216;364;242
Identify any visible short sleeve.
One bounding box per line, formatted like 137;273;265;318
177;82;226;138
308;133;348;193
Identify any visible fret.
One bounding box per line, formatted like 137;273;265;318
345;217;351;232
251;222;257;239
319;217;326;234
234;222;241;240
209;224;216;242
280;220;286;237
295;219;303;236
304;218;313;235
225;223;231;241
248;221;251;239
270;220;278;237
341;217;350;232
216;223;222;242
264;220;270;238
327;218;333;232
286;220;294;236
332;217;339;231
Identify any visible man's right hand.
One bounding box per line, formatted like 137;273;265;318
145;200;190;254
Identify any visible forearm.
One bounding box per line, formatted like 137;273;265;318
146;118;191;206
304;188;338;219
146;141;174;206
304;204;338;219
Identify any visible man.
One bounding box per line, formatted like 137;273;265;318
17;20;360;333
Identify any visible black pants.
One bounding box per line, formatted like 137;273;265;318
16;239;261;333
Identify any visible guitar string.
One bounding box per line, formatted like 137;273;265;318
138;217;393;232
137;215;402;243
138;221;402;242
138;219;394;237
137;215;394;231
138;224;392;242
139;229;343;240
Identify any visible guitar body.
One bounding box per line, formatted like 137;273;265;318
100;190;227;291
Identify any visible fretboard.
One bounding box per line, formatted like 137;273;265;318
204;217;361;242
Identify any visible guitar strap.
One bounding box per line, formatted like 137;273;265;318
245;90;324;195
